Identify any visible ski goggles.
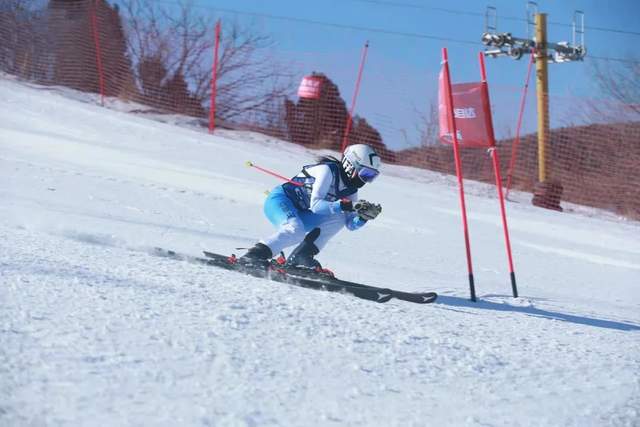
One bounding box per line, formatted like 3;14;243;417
357;166;380;183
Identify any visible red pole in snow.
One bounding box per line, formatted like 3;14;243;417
341;41;369;153
505;50;535;199
90;0;105;106
209;20;221;134
479;52;519;298
442;48;476;302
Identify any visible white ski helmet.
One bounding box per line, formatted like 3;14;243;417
341;144;381;183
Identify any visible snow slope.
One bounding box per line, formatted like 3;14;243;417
1;76;639;426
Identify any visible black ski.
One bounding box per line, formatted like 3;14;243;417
202;250;437;304
153;248;393;303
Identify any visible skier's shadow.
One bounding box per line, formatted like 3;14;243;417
436;295;640;331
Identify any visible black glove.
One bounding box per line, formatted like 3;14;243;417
354;200;382;221
340;199;354;212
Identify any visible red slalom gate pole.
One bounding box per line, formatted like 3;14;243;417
489;148;518;297
341;41;369;153
442;48;476;302
479;53;518;298
246;161;303;187
90;0;105;106
209;20;221;134
505;50;535;199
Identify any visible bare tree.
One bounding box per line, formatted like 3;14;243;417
0;0;49;81
121;0;294;122
416;99;439;146
590;56;640;118
215;23;294;123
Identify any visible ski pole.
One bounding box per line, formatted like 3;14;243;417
245;161;303;187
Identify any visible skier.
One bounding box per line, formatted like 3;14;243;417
241;144;383;270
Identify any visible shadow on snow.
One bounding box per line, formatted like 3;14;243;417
436;295;640;332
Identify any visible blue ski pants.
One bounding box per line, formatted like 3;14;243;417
260;186;345;255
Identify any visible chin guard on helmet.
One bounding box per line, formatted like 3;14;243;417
341;144;381;184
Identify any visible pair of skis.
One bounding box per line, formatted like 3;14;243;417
153;248;437;304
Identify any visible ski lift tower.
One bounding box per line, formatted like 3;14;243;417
481;2;586;209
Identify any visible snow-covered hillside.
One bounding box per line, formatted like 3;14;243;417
1;76;639;426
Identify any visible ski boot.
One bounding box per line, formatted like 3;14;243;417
286;229;334;278
238;242;272;268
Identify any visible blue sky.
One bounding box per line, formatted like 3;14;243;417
154;0;640;148
202;0;638;87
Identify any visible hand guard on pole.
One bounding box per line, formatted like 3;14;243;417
354;200;382;221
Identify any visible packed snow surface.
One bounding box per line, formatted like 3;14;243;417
1;76;639;426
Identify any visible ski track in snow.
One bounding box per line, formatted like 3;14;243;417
2;225;639;426
1;76;640;426
3;225;639;427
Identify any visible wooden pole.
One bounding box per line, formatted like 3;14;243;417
535;13;550;183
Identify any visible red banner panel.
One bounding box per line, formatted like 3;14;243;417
439;74;493;148
298;76;323;99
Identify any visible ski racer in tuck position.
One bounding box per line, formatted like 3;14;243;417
241;144;383;271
